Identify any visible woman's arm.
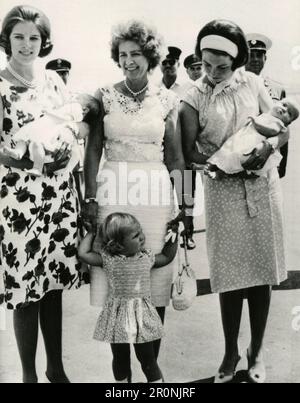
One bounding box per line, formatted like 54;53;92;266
83;89;104;199
180;102;209;166
0;92;33;169
78;232;103;267
164;104;188;208
82;90;104;222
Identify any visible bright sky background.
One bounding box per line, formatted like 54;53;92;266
1;0;300;93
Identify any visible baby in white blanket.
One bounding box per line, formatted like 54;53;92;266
206;99;299;179
3;93;99;176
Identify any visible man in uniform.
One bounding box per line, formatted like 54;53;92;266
245;33;288;178
46;58;71;85
160;46;188;99
183;54;202;82
46;58;85;204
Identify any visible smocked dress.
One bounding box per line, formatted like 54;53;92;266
94;249;164;343
0;72;87;310
90;84;178;307
183;70;286;293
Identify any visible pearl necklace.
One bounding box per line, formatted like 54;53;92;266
7;63;37;89
124;79;148;99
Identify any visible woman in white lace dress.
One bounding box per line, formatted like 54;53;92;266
83;20;186;380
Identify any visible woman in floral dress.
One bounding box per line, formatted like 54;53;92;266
0;5;86;383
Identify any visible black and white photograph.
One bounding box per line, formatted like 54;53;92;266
0;0;299;386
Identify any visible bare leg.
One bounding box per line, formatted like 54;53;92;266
246;285;271;383
3;140;27;160
39;290;70;383
217;290;244;378
13;302;39;383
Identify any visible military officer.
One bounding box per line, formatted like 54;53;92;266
245;33;288;178
183;54;202;82
46;58;71;85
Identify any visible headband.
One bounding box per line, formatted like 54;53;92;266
200;35;238;58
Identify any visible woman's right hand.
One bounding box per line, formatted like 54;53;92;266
170;210;194;239
81;200;98;227
45;142;71;175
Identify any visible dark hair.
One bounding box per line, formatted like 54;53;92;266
110;20;163;71
75;93;101;124
195;19;249;70
0;5;53;58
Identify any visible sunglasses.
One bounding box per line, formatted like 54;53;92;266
162;59;176;66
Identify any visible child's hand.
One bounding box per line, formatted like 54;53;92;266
165;220;179;243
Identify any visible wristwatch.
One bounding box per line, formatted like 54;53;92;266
84;197;97;204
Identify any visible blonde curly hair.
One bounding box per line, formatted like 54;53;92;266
110;20;164;71
100;213;142;256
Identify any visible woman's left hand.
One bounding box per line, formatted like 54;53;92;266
242;141;273;171
45;142;71;175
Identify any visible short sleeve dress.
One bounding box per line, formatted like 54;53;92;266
93;249;164;344
0;71;88;310
183;70;286;293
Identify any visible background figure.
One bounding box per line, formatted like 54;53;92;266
245;33;288;178
46;58;71;85
83;20;186;379
0;5;87;383
160;46;186;99
46;57;85;205
184;54;202;82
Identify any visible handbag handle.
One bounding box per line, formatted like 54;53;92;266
182;234;190;267
177;234;190;277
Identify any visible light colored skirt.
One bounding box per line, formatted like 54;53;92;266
204;168;286;293
90;161;177;307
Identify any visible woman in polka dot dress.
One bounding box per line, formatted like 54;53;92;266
181;20;288;383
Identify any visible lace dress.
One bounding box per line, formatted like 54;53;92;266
93;249;164;344
91;84;178;307
0;72;87;310
184;70;286;293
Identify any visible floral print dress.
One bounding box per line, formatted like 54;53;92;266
0;72;87;310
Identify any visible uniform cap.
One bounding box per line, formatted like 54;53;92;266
45;58;72;72
246;33;272;52
165;46;182;60
184;54;202;68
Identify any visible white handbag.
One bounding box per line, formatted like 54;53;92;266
172;235;197;310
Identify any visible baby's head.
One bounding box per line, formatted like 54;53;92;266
101;213;145;257
270;98;299;126
73;93;100;124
